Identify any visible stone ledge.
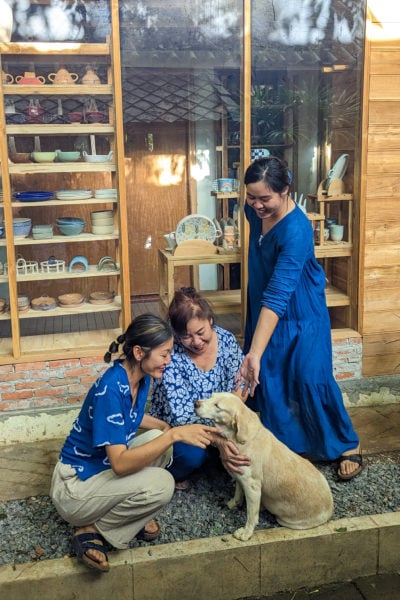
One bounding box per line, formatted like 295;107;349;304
0;513;399;600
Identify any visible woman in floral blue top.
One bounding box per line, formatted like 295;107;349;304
150;288;249;489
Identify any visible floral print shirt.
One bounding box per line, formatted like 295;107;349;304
150;326;243;426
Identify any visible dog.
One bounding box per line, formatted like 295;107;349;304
195;392;334;541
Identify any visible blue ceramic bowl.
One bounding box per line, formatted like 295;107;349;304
57;221;85;236
13;218;32;238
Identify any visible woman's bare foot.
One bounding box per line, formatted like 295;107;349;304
337;446;364;480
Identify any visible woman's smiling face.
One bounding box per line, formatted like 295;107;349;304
246;180;288;221
179;317;214;355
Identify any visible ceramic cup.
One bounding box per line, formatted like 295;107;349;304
164;233;177;250
329;224;344;241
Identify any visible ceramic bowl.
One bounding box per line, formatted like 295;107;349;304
90;210;113;221
68;111;84;123
55;150;81;162
56;217;85;236
83;151;113;163
10;152;31;163
58;292;84;306
89;291;115;305
13;217;32;238
31;151;56;163
85;111;106;123
18;294;30;312
91;224;114;235
90;217;114;226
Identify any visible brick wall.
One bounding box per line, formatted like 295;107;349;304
0;335;363;416
0;356;107;413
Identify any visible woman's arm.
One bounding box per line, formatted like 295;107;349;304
106;423;220;476
140;412;171;432
236;306;279;397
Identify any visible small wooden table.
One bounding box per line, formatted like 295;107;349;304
158;248;242;313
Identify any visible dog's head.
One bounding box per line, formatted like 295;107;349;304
195;392;257;444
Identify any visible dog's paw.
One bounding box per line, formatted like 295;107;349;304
233;527;253;541
227;498;238;510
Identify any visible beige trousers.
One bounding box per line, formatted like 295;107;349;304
50;430;174;549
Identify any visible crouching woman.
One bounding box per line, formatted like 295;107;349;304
50;314;218;572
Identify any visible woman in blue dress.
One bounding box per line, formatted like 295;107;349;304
236;156;363;481
150;288;250;489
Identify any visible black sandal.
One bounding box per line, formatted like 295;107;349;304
337;452;364;481
72;532;110;572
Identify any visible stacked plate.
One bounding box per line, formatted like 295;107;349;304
90;209;114;235
94;188;117;199
55;189;92;201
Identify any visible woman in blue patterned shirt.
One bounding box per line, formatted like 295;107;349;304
150;288;249;490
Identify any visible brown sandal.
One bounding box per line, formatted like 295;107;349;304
337;452;364;481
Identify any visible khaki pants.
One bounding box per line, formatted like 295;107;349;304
50;430;174;549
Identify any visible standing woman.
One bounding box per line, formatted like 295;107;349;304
237;156;363;480
51;314;218;572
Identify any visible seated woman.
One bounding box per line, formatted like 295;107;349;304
150;288;249;490
51;313;218;573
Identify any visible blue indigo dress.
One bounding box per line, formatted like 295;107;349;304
244;202;358;460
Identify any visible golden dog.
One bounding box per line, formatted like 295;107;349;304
195;392;334;541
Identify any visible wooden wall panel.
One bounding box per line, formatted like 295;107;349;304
368;101;400;124
360;17;400;375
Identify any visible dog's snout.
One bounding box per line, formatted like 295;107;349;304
194;400;201;409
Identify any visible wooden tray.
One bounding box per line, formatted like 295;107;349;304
173;239;217;257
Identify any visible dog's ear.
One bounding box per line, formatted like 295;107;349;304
234;412;250;444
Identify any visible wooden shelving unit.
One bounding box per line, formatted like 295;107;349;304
0;2;130;361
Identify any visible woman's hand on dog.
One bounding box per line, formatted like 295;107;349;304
217;439;251;474
172;424;220;449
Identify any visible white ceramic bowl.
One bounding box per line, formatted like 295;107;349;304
90;210;113;221
91;224;115;235
83;151;113;163
90;217;114;226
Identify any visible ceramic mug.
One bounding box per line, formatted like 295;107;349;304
164;233;177;250
329;224;344;242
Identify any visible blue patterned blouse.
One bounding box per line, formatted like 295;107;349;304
150;326;244;426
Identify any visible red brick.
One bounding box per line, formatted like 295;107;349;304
65;367;92;377
0;399;32;411
80;356;103;366
34;387;67;398
49;359;80;369
1;390;33;401
33;397;65;408
15;361;47;371
0;365;14;374
15;381;45;390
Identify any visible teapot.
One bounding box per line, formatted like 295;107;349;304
2;69;13;84
82;66;101;85
15;71;45;85
48;66;79;85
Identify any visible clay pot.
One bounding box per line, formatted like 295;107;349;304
15;71;45;85
2;69;13;84
48;67;79;84
82;66;101;85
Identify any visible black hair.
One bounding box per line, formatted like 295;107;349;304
244;156;291;193
104;313;173;365
168;287;215;338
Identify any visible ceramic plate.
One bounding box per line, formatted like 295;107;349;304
175;214;217;245
13;191;53;202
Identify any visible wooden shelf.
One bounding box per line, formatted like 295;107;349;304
0;41;110;55
6;124;114;135
8;163;116;174
0;265;120;284
315;242;352;258
0;9;132;361
325;285;350;307
3;84;113;95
